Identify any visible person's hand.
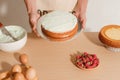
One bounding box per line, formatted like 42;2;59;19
74;11;86;29
0;22;3;27
73;9;87;29
73;0;88;29
29;12;40;36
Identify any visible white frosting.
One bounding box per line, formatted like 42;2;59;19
105;28;120;40
41;11;77;33
0;25;26;43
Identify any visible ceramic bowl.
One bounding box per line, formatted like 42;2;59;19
0;25;27;52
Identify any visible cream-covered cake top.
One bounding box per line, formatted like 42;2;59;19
105;28;120;40
41;11;77;33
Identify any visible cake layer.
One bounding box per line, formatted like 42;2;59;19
42;24;78;39
99;25;120;48
44;32;77;41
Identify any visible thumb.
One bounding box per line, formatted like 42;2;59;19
33;24;40;37
81;20;86;29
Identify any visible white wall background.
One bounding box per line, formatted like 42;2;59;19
0;0;31;32
0;0;120;32
86;0;120;32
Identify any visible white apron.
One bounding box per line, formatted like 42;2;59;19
36;0;77;11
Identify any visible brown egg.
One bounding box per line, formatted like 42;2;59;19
25;67;36;80
20;64;31;76
14;72;26;80
4;77;12;80
19;54;28;65
33;76;39;80
12;64;22;73
0;71;9;79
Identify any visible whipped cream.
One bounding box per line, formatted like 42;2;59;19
0;25;26;43
41;11;77;33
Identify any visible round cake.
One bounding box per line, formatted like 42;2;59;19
99;25;120;52
40;11;78;41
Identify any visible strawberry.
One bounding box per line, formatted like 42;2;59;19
83;52;88;56
82;57;87;63
87;55;93;61
94;59;99;65
76;55;81;59
92;54;97;60
84;56;90;62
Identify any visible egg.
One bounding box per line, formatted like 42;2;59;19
25;67;36;80
0;71;9;79
13;72;26;80
33;76;39;80
4;77;12;80
19;54;28;65
12;64;22;73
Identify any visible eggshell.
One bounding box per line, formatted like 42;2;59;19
19;54;28;65
25;67;36;80
0;71;9;79
13;72;26;80
33;76;39;80
12;64;22;73
4;77;12;80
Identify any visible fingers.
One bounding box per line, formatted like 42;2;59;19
29;13;40;37
30;21;40;37
32;24;40;37
72;12;86;29
81;19;86;29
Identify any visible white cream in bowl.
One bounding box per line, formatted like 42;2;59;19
0;25;27;52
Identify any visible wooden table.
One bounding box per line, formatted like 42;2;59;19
0;32;120;80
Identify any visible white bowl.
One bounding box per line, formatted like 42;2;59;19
0;25;27;52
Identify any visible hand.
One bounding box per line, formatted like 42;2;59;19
73;0;88;29
29;12;40;36
0;22;3;27
73;11;86;29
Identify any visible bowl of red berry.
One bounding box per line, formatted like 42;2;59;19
75;52;99;70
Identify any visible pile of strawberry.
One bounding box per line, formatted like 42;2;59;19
76;52;99;69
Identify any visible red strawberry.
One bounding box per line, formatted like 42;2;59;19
86;64;97;69
87;55;93;61
94;59;99;65
85;61;91;67
85;56;90;62
92;54;97;60
82;57;87;63
84;52;88;56
76;55;81;59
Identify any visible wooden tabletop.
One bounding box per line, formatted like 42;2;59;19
0;32;120;80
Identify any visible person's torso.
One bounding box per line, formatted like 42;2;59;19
36;0;77;11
